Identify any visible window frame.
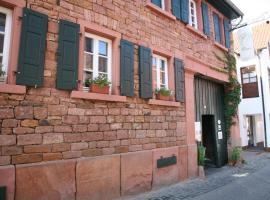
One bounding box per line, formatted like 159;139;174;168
83;32;112;91
151;0;165;10
241;66;259;98
189;0;198;29
213;12;221;44
0;6;12;80
152;54;169;90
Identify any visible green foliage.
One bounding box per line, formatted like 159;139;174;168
198;144;207;166
230;147;242;163
89;74;111;88
155;87;172;96
0;63;5;76
215;52;241;138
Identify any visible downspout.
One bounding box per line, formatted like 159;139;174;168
257;49;268;148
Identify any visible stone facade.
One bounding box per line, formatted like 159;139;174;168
0;0;240;199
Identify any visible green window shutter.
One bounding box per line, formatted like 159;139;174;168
213;13;221;43
201;2;210;36
174;58;185;102
56;20;80;90
16;8;48;87
180;0;189;24
139;46;152;99
172;0;181;20
224;19;231;49
151;0;162;8
120;39;134;97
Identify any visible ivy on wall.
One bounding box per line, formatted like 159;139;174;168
221;53;241;138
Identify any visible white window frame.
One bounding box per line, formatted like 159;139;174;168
160;0;165;10
153;54;169;89
0;7;12;78
189;0;198;29
83;33;112;91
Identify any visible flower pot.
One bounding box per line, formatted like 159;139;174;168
156;93;171;101
89;84;109;94
198;166;205;179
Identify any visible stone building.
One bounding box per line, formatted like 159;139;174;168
0;0;242;199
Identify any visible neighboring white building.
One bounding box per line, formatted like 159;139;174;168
234;21;270;149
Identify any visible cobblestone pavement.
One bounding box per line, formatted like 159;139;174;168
121;151;270;200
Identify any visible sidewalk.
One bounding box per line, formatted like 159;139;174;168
120;150;270;200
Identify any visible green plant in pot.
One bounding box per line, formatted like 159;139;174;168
198;144;206;179
155;87;172;101
229;147;242;166
88;74;111;94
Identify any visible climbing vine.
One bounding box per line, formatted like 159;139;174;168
220;53;241;139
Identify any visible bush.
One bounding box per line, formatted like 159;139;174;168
198;144;206;166
155;88;172;96
89;74;111;88
230;147;242;165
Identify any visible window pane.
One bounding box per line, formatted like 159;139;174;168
99;41;108;56
249;72;256;77
242;73;249;78
243;78;249;84
153;57;157;66
84;53;93;70
250;77;257;83
84;71;93;87
160;71;166;85
160;60;165;71
98;56;108;73
0;13;6;33
85;38;93;53
0;34;4;53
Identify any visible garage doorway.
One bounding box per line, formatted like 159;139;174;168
202;115;217;166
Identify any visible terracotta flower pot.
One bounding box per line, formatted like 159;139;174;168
89;84;109;94
156;93;171;101
198;165;205;179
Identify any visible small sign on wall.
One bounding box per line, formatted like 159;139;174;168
218;131;223;140
195;122;202;142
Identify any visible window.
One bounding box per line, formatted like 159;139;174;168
241;66;259;98
0;7;12;82
213;13;221;43
189;0;198;29
83;33;112;90
151;0;165;10
152;54;168;89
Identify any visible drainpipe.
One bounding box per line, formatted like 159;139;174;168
257;49;268;148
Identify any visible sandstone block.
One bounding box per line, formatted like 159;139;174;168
2;119;18;128
14;106;33;119
0;135;16;146
121;151;153;196
17;134;42;145
16;160;76;200
0;108;14;119
21;119;39;127
152;147;179;189
12;154;42;164
0;165;15;200
43;133;63;144
76;155;120;200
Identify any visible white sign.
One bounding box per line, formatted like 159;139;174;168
237;26;255;60
218;131;223;140
195;122;202;142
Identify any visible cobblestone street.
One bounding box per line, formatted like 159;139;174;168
121;151;270;200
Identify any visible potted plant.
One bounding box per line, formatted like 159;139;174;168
229;147;243;166
88;74;111;94
198;144;206;179
155;88;172;101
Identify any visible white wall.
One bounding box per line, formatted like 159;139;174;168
236;46;270;147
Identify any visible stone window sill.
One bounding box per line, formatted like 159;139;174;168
0;84;26;94
214;42;229;52
71;91;127;102
186;25;208;40
148;99;180;107
146;2;176;21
